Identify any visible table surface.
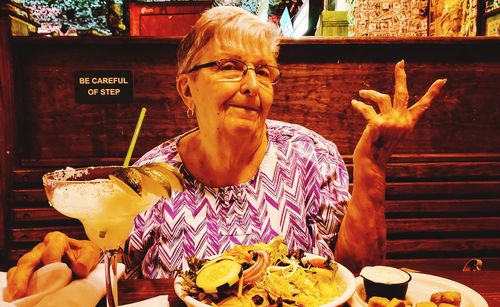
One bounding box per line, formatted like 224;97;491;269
118;269;500;306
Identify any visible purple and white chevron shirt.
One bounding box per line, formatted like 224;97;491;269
123;120;350;279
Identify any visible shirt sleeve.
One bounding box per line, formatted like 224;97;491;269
305;130;350;255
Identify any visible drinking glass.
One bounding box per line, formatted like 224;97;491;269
43;166;159;307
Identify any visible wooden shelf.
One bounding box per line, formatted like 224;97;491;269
11;35;500;45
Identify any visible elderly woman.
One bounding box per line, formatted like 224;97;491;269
122;6;446;278
7;5;446;296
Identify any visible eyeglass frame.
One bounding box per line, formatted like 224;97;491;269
186;58;281;85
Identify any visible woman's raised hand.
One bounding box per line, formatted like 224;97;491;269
351;60;447;165
5;231;100;301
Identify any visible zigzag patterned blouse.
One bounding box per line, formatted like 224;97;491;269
123;120;350;279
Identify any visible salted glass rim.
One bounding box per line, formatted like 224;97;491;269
42;165;122;185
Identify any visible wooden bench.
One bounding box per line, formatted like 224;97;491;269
5;154;500;269
1;17;499;270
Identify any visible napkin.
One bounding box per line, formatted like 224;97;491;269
1;262;125;307
121;295;169;307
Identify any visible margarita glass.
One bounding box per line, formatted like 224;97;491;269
42;166;160;307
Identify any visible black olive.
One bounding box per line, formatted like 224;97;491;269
252;294;264;305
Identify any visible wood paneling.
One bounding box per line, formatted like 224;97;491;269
0;12;17;257
385;181;500;199
11;207;70;222
387;238;500;257
387;217;500;236
10;226;85;242
12;189;46;202
8;37;500;161
386;199;500;216
384;257;500;271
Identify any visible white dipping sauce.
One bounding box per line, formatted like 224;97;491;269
360;266;410;284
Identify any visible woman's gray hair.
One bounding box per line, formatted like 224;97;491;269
177;6;281;75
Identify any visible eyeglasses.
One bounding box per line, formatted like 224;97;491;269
187;58;280;85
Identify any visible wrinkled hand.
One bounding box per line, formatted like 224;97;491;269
351;60;447;165
5;231;100;301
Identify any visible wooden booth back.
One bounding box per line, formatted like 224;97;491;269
1;32;499;270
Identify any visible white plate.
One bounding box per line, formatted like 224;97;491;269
174;253;356;307
349;272;488;307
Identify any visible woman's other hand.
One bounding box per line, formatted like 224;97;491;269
351;60;447;165
5;231;100;301
335;61;446;272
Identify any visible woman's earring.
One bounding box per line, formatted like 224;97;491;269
186;108;195;118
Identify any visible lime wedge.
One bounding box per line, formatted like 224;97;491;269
108;163;183;199
136;167;172;198
143;162;184;191
109;167;143;197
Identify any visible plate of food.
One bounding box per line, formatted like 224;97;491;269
174;237;356;306
349;269;488;307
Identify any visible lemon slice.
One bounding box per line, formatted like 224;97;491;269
195;259;242;293
143;162;184;191
109;167;143;197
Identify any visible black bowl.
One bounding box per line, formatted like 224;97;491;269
360;266;412;300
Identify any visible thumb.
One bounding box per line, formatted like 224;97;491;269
67;238;101;278
409;78;447;124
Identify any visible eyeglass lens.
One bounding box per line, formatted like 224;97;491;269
216;59;279;84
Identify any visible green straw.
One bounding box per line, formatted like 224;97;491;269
123;107;147;167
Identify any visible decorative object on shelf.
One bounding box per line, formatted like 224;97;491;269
0;0;40;36
316;10;349;37
484;1;499;36
485;0;499;14
484;7;499;36
212;0;269;18
428;0;478;36
268;0;304;25
351;0;428;36
19;0;126;36
128;1;211;37
105;0;126;35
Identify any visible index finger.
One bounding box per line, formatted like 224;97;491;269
7;242;46;300
394;60;409;111
42;231;70;265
